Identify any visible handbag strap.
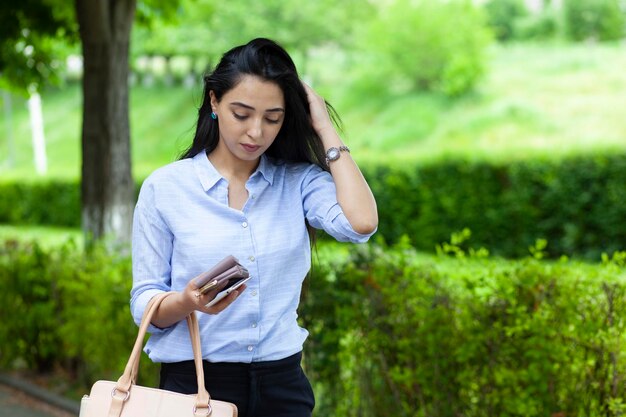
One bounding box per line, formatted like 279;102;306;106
109;292;211;417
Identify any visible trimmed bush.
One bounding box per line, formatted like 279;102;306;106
0;240;62;371
1;239;625;415
302;241;626;416
1;153;626;259
369;153;626;260
0;240;158;391
0;180;80;227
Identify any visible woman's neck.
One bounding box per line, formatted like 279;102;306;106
207;147;259;183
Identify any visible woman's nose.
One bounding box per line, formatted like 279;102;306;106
247;119;262;139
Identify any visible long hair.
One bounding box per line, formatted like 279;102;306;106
180;38;339;169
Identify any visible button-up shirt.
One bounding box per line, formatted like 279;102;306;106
130;151;375;363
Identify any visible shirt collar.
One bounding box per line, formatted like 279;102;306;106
193;151;277;192
255;154;276;185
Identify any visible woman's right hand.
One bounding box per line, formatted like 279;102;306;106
183;276;247;315
151;277;246;328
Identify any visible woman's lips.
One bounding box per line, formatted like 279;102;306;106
241;144;261;153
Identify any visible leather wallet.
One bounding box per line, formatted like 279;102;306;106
194;255;249;294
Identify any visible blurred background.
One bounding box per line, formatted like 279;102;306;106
1;1;626;416
1;0;625;180
2;0;626;248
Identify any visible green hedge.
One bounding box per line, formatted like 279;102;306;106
371;153;626;259
0;180;81;227
302;240;626;416
1;239;625;415
0;240;158;394
2;153;626;259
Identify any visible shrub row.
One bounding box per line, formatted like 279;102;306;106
302;240;626;416
0;180;81;227
1;239;625;415
371;153;626;259
0;239;158;394
2;152;626;259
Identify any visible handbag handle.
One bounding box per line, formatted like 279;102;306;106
110;292;211;416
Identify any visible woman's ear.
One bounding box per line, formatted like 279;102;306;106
209;91;218;112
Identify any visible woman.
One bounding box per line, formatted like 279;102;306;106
130;38;378;417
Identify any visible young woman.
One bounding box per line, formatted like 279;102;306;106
130;38;377;417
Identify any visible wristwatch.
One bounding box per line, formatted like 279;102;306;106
325;146;350;165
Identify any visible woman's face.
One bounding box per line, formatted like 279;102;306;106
210;75;285;164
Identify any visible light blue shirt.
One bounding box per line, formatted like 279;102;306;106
130;151;375;363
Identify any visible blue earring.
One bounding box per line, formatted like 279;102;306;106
211;112;217;120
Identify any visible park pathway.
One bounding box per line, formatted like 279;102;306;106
0;376;77;417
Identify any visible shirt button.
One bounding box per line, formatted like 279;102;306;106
251;322;257;328
249;256;255;262
247;345;254;352
251;194;256;199
251;290;258;296
242;221;248;228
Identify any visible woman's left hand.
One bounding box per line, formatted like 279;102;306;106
302;81;335;136
301;82;378;236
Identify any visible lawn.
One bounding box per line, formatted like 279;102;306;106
0;224;82;248
336;42;626;164
1;42;625;181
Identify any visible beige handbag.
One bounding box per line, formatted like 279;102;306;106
79;292;238;417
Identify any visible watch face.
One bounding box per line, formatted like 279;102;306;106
327;148;340;161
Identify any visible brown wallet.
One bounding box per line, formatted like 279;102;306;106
193;255;250;294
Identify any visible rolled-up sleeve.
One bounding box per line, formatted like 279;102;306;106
301;165;376;243
130;182;174;333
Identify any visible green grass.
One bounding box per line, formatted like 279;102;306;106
0;223;357;258
0;87;82;179
130;84;200;176
0;83;199;180
333;42;626;165
0;224;82;248
1;42;625;180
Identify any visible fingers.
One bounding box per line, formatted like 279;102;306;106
189;281;246;315
202;284;247;315
301;80;333;133
301;81;324;106
187;278;228;307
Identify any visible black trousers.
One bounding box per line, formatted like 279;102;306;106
159;352;315;417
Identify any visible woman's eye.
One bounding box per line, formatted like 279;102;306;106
233;113;247;120
266;118;281;124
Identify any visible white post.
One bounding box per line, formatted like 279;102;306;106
27;89;47;175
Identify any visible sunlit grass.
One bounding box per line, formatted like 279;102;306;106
0;83;199;180
130;84;200;177
0;224;82;248
0;86;82;179
1;42;625;179
337;42;626;165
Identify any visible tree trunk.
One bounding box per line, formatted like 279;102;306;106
76;0;136;245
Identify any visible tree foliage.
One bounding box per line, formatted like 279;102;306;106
0;0;77;93
564;0;625;41
0;0;182;93
484;0;529;41
131;0;374;68
359;0;492;97
0;0;184;244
